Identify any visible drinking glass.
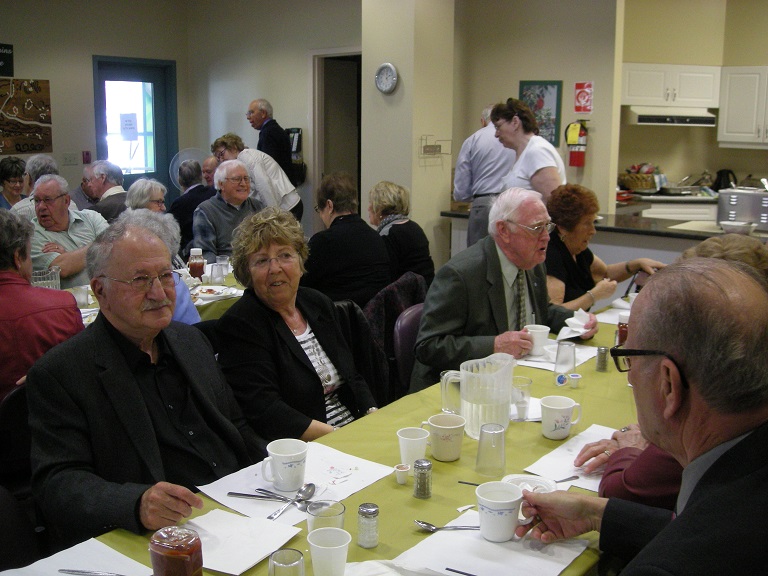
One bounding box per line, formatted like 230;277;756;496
307;500;346;532
475;423;506;477
269;548;305;576
554;341;576;386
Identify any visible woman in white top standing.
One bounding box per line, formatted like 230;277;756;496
490;98;566;202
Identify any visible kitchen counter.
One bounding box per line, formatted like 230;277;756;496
440;209;718;241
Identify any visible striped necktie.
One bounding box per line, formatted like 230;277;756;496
516;270;527;331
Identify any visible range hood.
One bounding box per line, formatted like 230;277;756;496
628;106;716;127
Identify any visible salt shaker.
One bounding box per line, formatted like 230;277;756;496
357;502;379;548
413;458;432;499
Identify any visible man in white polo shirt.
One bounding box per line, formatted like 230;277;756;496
30;175;108;288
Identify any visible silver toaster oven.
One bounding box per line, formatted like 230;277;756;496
717;188;768;232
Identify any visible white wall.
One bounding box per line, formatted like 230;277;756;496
1;1;191;188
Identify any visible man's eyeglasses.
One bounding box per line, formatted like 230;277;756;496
251;252;298;270
610;345;689;388
225;175;250;184
507;220;556;236
100;271;179;292
33;193;67;206
246;109;258;118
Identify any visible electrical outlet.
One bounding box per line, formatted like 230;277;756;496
62;153;79;166
422;144;441;155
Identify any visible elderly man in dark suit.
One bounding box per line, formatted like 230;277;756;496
168;159;215;257
410;187;598;392
517;257;768;574
27;210;265;549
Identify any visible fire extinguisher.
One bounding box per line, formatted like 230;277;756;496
565;120;588;167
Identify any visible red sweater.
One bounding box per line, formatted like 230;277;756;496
0;270;84;401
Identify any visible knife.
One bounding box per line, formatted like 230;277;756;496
226;491;283;500
59;570;148;576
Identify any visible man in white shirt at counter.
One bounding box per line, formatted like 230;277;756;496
453;105;515;246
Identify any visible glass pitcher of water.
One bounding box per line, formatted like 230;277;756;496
440;353;515;440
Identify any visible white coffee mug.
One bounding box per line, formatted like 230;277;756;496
420;413;466;462
540;395;582;440
261;438;308;491
475;481;531;542
524;324;550;356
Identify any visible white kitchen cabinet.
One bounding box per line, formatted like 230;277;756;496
622;63;720;108
717;66;768;148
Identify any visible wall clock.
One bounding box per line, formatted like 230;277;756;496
375;62;398;94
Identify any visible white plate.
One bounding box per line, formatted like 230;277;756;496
501;473;557;493
194;285;238;301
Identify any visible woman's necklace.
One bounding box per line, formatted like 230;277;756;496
284;309;306;334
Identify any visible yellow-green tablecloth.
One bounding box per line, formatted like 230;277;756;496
99;325;633;576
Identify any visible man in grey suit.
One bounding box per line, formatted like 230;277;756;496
27;210;265;549
410;188;598;392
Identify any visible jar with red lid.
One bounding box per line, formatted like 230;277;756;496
149;526;203;576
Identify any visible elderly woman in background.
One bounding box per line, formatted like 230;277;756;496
125;177;167;212
114;209;200;325
681;233;768;279
0;156;27;210
368;181;435;286
490;98;565;201
545;184;665;310
216;207;377;441
302;172;390;308
210;133;301;218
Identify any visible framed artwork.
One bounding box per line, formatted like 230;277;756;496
519;80;562;147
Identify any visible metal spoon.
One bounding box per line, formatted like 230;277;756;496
414;520;480;532
267;482;315;520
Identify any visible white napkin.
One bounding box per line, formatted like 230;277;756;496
611;298;631;310
393;510;588;576
185;509;300;575
556;309;590;340
6;538;150;576
517;343;597;372
524;423;616;491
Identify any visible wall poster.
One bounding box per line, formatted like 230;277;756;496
519;80;562;147
0;78;53;154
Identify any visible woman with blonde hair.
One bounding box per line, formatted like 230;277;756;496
368;180;434;286
216;207;377;441
680;233;768;278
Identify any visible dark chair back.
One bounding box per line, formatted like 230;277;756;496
193;319;221;355
363;272;427;403
0;384;32;499
393;303;424;394
0;484;42;570
333;300;390;407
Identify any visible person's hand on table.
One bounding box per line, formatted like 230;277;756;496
42;242;66;254
574;424;648;473
515;490;607;543
579;312;599;339
494;330;533;358
139;481;203;530
633;258;666;276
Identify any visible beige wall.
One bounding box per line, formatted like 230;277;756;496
452;0;621;212
1;1;191;187
620;0;767;185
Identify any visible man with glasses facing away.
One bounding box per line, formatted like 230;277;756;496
410;187;598;392
29;174;108;289
516;257;768;574
26;209;266;550
191;159;264;263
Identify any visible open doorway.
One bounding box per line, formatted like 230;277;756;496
310;51;361;235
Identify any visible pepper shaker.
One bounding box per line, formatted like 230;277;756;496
413;458;432;499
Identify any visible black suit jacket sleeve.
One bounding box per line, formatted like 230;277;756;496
27;317;261;547
257;119;293;176
216;287;376;441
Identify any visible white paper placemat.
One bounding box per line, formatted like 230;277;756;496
198;442;392;524
392;510;588;576
525;423;616;491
